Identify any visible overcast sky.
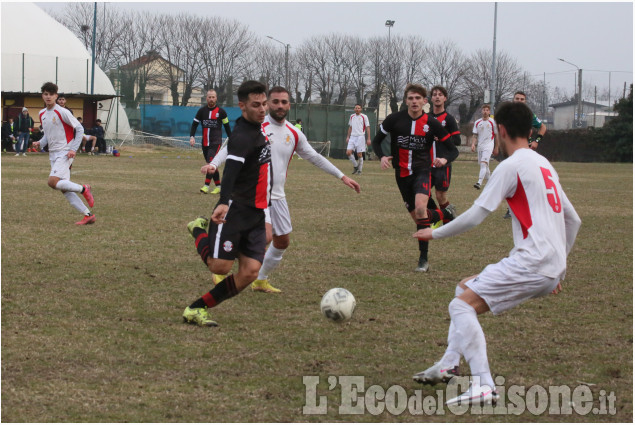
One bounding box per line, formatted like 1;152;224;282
35;1;633;97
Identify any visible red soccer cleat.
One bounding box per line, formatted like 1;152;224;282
82;184;94;207
75;214;96;225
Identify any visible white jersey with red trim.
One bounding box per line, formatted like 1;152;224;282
474;148;574;279
38;104;84;153
263;115;344;200
348;113;369;137
472;117;497;151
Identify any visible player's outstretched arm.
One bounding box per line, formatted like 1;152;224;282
340;176;360;193
413;204;490;240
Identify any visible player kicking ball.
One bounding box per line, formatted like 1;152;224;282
34;82;95;225
411;102;581;406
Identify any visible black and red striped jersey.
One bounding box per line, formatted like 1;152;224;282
190;105;229;147
218;117;272;209
431;110;461;163
376;110;451;177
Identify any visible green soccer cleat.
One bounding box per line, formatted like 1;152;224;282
187;216;209;237
211;186;221;195
251;279;282;293
183;306;218;327
431;221;443;230
200;185;210;194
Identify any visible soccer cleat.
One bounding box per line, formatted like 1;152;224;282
445;204;457;221
15;153;20;156
431;221;443;230
503;209;511;219
187;216;209;237
473;182;481;190
82;184;94;207
413;362;459;385
415;257;429;272
355;170;362;175
446;382;499;407
75;214;96;225
182;306;218;327
213;274;226;286
200;185;210;194
211;186;221;195
352;166;358;175
251;279;282;293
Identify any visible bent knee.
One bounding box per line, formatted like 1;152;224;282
47;177;59;189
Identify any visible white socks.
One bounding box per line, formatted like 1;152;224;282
357;156;363;172
348;154;358;168
64;192;90;215
257;245;286;280
55;180;83;193
449;297;494;388
441;285;464;367
478;162;490;185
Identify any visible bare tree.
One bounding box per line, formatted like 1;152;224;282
366;37;386;109
423;39;467;106
298;36;334;105
341;36;370;106
384;35;427;113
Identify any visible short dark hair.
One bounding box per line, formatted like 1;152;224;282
77;117;82;121
404;83;427;99
355;103;362;108
430;85;448;98
296;118;302;123
514;90;527;98
41;82;58;94
494;101;533;140
57;93;66;99
482;104;491;110
96;119;102;123
268;86;290;97
238;80;267;103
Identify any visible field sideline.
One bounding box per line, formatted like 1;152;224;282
1;149;632;422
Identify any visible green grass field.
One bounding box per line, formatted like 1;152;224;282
1;148;632;422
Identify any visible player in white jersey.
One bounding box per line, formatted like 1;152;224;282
205;87;361;293
345;104;371;175
411;101;581;406
33;82;95;225
470;104;498;190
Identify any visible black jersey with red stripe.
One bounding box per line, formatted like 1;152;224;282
218;117;272;209
191;105;229;147
378;110;451;177
431;110;460;162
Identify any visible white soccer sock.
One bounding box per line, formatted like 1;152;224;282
257;245;286;280
357;157;364;171
449;297;495;389
55;180;83;193
485;164;491;181
348;154;358;168
478;162;489;184
64;192;90;215
440;285;465;367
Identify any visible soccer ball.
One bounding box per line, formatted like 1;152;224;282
320;288;356;322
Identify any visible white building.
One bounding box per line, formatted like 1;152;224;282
548;99;615;130
1;2;130;137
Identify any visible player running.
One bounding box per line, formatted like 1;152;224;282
190;89;232;194
471;104;499;190
371;83;458;272
345;104;371;175
411;101;581;406
183;80;272;327
429;85;461;228
206;87;361;293
33;82;95;225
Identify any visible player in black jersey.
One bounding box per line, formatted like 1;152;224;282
183;81;272;327
190;89;232;194
372;84;458;272
429;85;461;228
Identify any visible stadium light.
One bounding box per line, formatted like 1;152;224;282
558;58;583;127
267;35;290;89
385;20;395;43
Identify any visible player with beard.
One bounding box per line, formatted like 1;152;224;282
206;87;360;293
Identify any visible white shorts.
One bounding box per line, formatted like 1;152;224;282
82;134;93;142
347;135;367;153
477;147;493;163
268;198;293;236
49;151;74;180
465;256;559;315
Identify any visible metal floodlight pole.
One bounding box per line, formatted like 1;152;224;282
267;35;290;88
558;58;582;127
91;2;97;95
384;20;395;118
489;3;497;109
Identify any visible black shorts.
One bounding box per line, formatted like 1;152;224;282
203;144;222;163
207;202;266;263
430;164;452;192
395;169;431;212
